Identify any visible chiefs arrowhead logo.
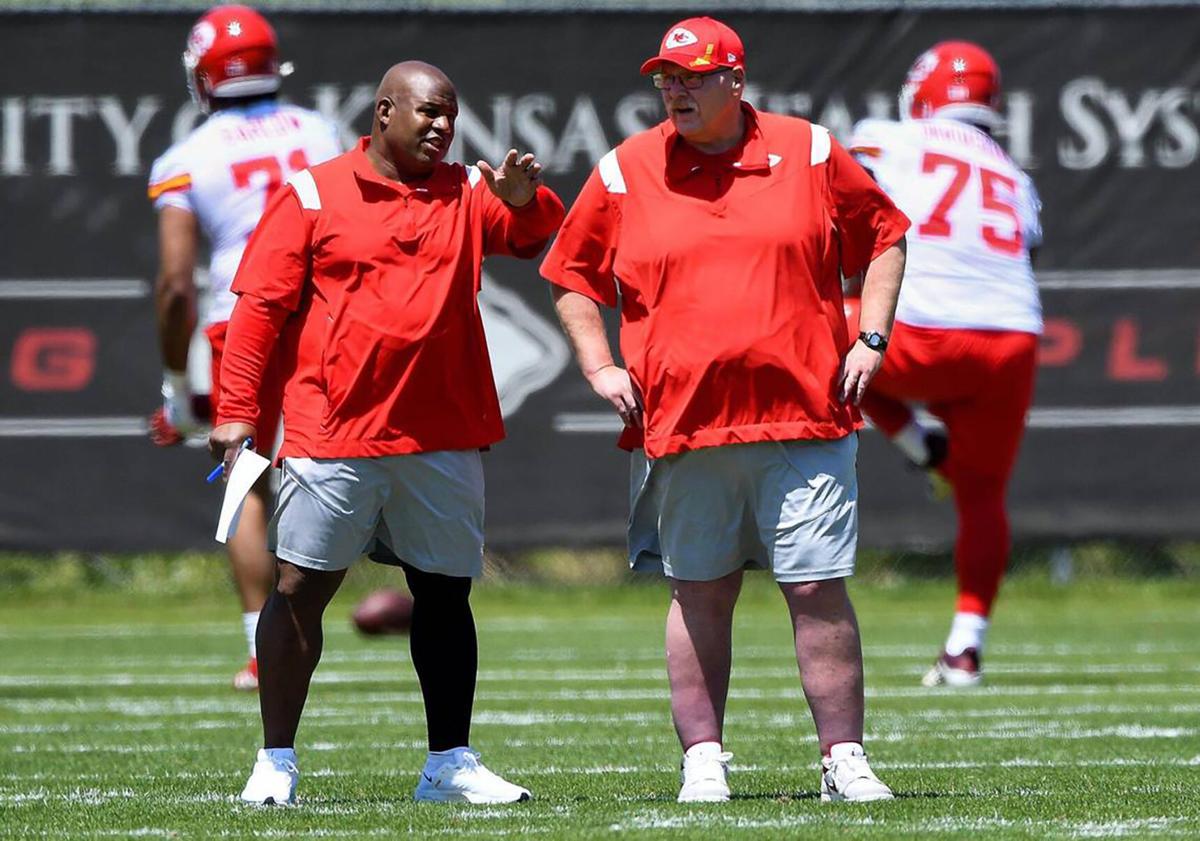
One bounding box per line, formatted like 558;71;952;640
479;277;570;418
664;27;698;49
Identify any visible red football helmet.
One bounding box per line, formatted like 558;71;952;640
182;5;291;112
899;41;1002;128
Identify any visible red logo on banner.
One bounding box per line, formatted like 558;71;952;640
1038;318;1083;367
11;328;97;391
1107;317;1167;381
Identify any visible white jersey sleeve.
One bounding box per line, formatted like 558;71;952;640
852;117;1043;335
1016;171;1043;249
146;103;343;327
848;118;895;173
147;143;195;214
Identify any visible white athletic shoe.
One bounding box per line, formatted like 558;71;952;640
678;746;733;803
820;750;893;803
921;648;983;688
413;748;531;804
240;748;299;805
232;657;258;692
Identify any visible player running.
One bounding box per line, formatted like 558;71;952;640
848;41;1043;687
147;5;342;691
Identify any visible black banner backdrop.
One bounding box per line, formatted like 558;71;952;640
0;10;1197;551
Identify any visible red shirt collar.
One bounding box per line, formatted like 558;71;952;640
350;136;460;196
662;103;771;183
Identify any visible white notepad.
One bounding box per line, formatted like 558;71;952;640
214;449;272;544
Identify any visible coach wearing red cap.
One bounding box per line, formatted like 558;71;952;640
542;18;908;803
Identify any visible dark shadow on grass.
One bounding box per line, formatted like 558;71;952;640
729;792;821;802
728;791;948;802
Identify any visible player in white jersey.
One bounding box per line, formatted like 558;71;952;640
848;41;1043;687
147;5;342;691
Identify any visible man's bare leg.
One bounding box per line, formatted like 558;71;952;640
778;578;865;755
257;561;346;748
665;570;743;749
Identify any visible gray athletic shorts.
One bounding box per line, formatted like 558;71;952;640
269;450;485;577
628;435;859;583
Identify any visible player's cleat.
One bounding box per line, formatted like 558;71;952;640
922;648;983;687
922;428;949;470
678;746;733;802
148;406;185;447
414;748;531;804
240;748;299;805
233;657;258;692
909;429;952;500
820;750;894;802
925;470;953;502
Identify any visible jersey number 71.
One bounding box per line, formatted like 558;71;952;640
230;149;311;211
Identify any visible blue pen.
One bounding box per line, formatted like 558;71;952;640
206;437;254;483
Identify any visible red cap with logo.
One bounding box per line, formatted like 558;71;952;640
640;17;745;76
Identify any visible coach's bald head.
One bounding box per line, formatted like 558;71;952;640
368;61;458;181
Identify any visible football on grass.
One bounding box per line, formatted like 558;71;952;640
351;588;414;636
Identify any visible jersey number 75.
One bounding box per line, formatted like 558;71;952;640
917;152;1023;256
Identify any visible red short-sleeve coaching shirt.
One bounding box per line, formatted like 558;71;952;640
541;105;909;458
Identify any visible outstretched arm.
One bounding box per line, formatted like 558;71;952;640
477;148;564;256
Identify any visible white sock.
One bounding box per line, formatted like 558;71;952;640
242;611;260;659
945;612;989;656
684;741;723;761
892;420;931;465
426;746;471;767
828;742;865;761
263;747;296;764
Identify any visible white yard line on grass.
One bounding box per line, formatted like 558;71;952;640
606;812;1197;837
9;718;1194;755
5;688;1200;722
2;659;1188;683
1;624;1195;658
10;702;1198;738
2;668;1198;696
4;756;1200;786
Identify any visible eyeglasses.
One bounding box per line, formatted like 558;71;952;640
651;69;727;90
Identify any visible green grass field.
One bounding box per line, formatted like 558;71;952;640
2;575;1199;839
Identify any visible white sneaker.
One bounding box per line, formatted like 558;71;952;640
678;745;733;803
240;748;298;805
820;750;893;802
921;648;983;688
232;657;258;692
414;748;531;804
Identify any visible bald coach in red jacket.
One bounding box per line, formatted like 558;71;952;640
210;61;563;807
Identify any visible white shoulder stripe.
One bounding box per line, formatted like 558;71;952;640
466;165;482;188
286;170;321;211
810;124;832;166
597;149;626;194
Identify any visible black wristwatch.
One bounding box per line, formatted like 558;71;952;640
858;331;888;354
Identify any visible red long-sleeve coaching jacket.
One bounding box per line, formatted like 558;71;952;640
215;138;565;459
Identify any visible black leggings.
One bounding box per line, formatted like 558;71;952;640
371;545;477;752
